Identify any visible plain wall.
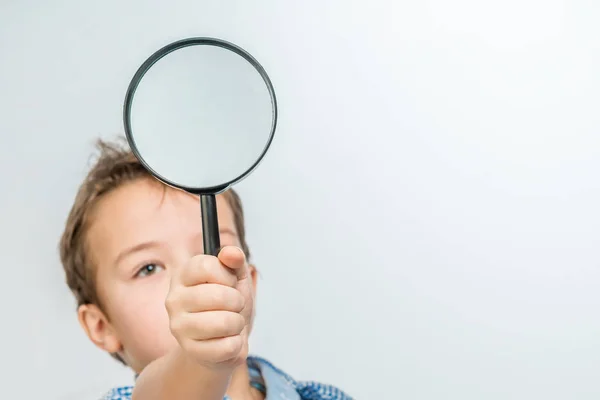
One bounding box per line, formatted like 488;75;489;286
1;1;599;399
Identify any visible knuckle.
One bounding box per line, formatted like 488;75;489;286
164;294;176;313
221;335;243;359
169;316;185;336
234;291;246;312
185;255;208;281
181;340;201;360
164;289;183;313
189;254;207;267
232;313;245;333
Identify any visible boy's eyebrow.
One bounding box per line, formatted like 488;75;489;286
114;229;237;266
113;241;162;267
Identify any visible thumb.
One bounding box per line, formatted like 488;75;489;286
218;246;248;280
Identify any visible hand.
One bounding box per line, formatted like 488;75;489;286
165;246;254;371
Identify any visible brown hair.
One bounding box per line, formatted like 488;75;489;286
59;137;251;309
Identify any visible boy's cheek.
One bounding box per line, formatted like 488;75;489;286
115;296;178;367
107;279;172;337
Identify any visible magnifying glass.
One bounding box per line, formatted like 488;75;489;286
123;37;277;256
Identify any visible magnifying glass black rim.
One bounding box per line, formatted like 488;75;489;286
123;36;278;195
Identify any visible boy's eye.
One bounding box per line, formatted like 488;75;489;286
135;263;165;278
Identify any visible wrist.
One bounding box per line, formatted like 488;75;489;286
171;346;237;376
132;347;234;400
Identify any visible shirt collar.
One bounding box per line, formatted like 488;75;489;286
248;355;300;400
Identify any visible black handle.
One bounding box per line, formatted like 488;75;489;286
200;194;221;256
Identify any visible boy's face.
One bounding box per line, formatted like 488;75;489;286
77;178;256;372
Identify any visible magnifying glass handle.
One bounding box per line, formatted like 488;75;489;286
200;194;221;256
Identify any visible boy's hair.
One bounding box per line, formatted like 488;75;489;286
59;138;251;310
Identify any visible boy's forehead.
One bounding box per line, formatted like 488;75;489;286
87;178;236;255
92;178;233;218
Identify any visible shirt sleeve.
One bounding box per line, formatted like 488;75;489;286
296;381;355;400
101;386;133;399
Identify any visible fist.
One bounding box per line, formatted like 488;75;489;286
165;246;254;370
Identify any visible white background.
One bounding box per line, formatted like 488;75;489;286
1;1;599;399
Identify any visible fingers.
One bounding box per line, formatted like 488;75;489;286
218;246;248;281
167;246;251;369
172;284;245;313
171;310;246;341
177;246;247;287
179;253;238;287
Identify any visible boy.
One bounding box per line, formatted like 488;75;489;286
59;138;352;400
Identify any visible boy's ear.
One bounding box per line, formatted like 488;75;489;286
77;304;122;355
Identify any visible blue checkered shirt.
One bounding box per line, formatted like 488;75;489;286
101;355;353;400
